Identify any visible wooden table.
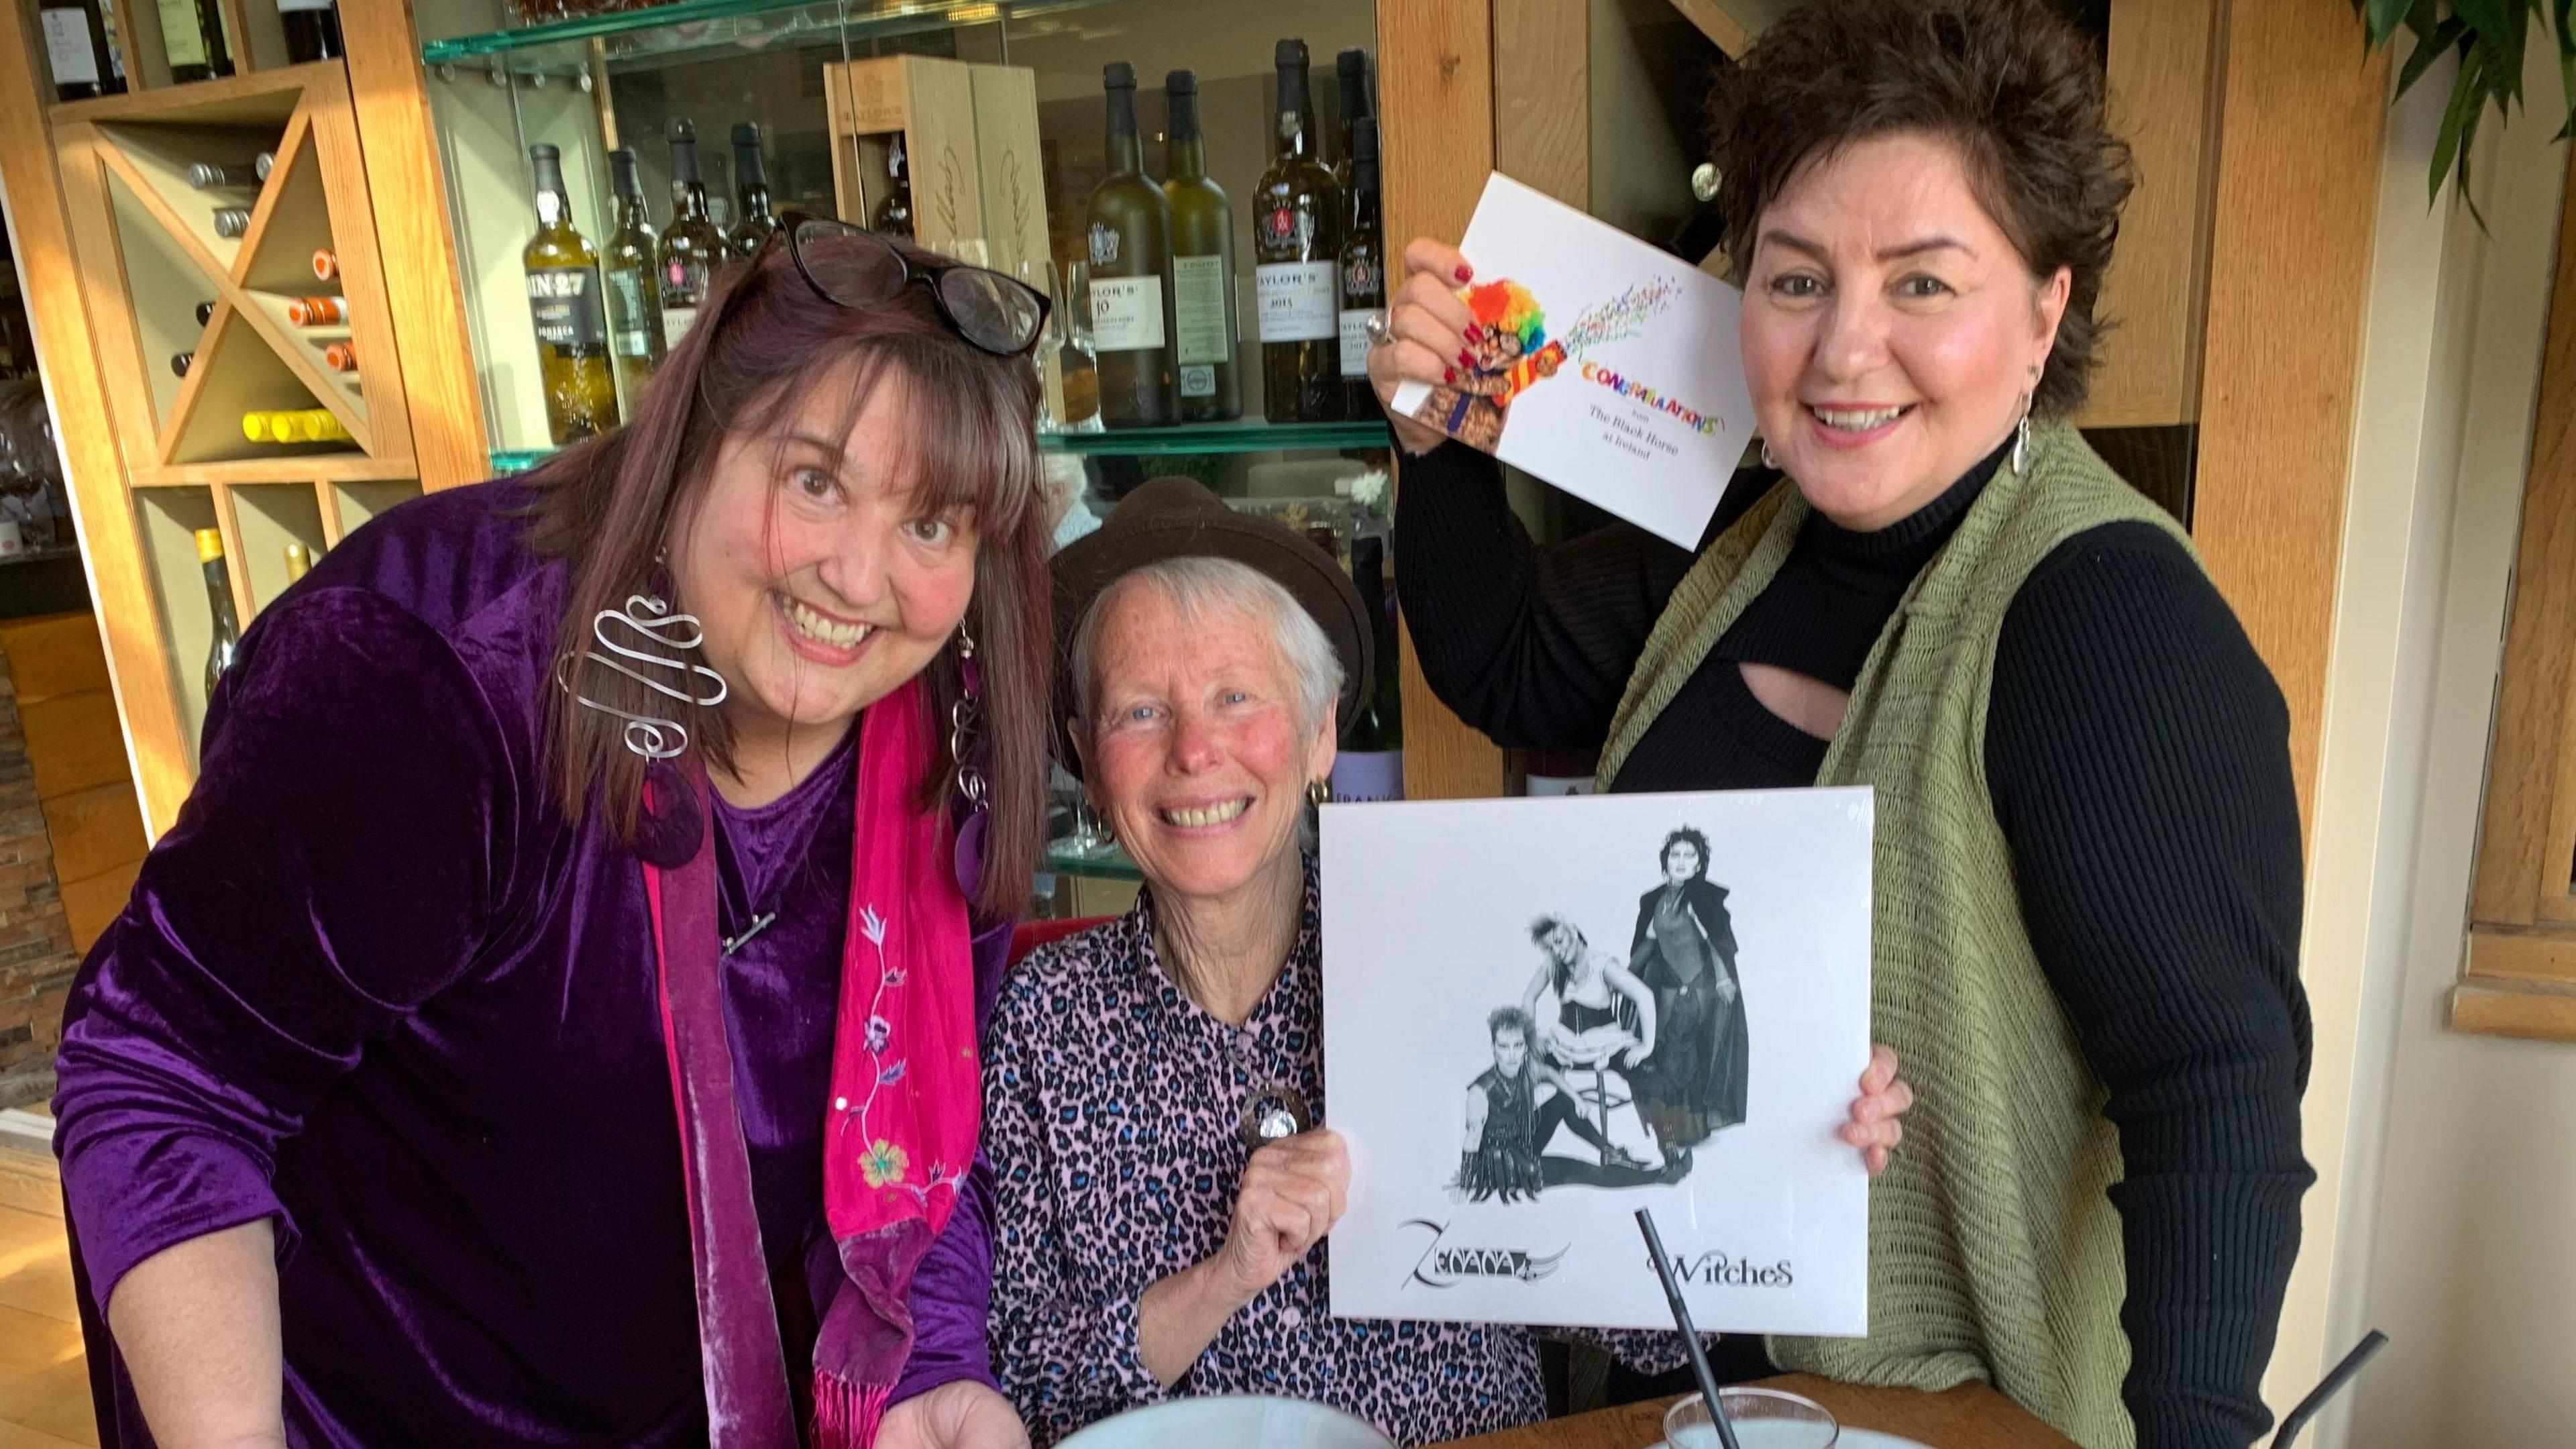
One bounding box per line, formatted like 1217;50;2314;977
1437;1375;2078;1448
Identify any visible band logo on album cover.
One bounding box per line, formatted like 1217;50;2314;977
1399;1220;1569;1290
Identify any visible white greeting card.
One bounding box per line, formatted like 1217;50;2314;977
1321;788;1872;1335
1387;172;1757;548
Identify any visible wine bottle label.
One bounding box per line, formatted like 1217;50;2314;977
1090;276;1167;352
527;267;608;350
661;305;699;349
663;256;709;308
1255;262;1337;343
1263;205;1315;252
1342;252;1379;301
1328;750;1404;804
1338;308;1377;378
277;0;331;11
1171;254;1230;366
1087;224;1120;268
606;272;654;356
41;10;100;86
156;0;205;65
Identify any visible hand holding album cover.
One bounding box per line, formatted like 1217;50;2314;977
1387;172;1760;548
1321;788;1873;1335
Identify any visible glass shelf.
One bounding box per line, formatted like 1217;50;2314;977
488;419;1388;476
1041;420;1391;456
423;0;1116;70
1044;839;1140;881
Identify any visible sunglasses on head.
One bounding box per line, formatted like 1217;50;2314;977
742;211;1051;357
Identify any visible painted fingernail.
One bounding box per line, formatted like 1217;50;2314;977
1456;349;1474;368
1444;367;1458;382
1464;324;1484;343
1454;264;1473;282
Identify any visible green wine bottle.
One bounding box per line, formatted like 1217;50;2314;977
196;528;239;700
1338;117;1385;419
603;147;669;413
1085;62;1176;429
1254;39;1345;423
1334;48;1372;184
156;0;229;83
657;119;725;352
1163;69;1240;423
727;122;778;261
1328;534;1404;802
522;144;619;446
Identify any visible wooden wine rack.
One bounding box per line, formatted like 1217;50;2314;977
47;62;424;773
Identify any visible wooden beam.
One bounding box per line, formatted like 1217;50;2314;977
1495;0;1589;208
1380;0;1507;800
0;4;196;837
2085;0;2224;428
2191;1;2390;843
1666;0;1751;58
2450;983;2576;1044
2466;926;2576;987
339;0;489;490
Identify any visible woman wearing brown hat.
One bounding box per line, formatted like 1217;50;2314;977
979;478;1913;1446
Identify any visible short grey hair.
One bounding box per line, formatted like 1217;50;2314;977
1069;555;1346;744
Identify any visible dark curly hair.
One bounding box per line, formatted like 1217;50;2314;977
1660;826;1712;879
1705;0;2135;417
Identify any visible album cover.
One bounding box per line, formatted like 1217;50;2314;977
1385;172;1759;547
1321;788;1872;1334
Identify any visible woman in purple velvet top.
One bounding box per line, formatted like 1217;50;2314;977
53;221;1054;1449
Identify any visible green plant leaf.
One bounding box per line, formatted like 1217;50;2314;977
2365;0;2420;41
2451;0;2529;100
2430;46;2487;206
2398;16;2472;97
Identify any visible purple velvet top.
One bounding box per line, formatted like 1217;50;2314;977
52;480;1008;1448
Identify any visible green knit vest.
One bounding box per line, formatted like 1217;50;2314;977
1600;420;2194;1449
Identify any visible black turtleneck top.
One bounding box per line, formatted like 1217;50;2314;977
1395;439;2311;1449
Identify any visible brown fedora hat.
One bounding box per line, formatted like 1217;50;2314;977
1052;476;1373;776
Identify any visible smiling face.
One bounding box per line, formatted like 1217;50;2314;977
669;366;979;757
1739;131;2071;531
1664;839;1702;883
1542;922;1582;966
1081;582;1336;907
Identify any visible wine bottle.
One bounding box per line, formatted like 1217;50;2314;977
726;123;777;261
1254;39;1344;423
870;136;914;239
657;119;724;351
1328;534;1404;802
277;0;341;64
256;150;273;180
522;143;619;446
156;0;230;83
602;147;668;411
193;300;215;325
311;248;338;280
1338;117;1384;419
40;0;113;103
197;528;239;698
170;351;193;377
323;341;356;372
1162;70;1240;423
186;161;260;191
284;295;342;326
1334;48;1371;183
283;543;313;582
1084;62;1175;429
212;207;250;239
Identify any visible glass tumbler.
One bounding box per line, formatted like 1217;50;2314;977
1662;1387;1839;1449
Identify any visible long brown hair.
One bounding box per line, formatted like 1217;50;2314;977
519;235;1049;918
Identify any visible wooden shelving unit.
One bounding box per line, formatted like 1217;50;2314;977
47;62;425;779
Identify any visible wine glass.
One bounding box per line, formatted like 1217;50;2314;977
1662;1387;1839;1449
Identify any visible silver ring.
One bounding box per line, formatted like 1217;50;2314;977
1362;309;1393;346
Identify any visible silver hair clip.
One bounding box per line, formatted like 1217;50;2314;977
555;593;731;760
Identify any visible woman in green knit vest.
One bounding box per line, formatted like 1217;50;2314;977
1364;3;2313;1447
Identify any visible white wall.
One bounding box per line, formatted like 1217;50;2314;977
2300;34;2576;1449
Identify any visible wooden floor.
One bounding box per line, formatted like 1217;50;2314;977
0;1204;95;1448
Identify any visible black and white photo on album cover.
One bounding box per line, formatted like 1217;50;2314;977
1320;788;1873;1335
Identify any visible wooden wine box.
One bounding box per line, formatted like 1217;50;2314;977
824;56;1050;279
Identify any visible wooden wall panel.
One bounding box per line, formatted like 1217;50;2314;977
2086;0;2224;428
0;617;150;955
1381;0;1507;800
2191;1;2391;839
340;0;488;490
1495;0;1589;208
0;3;195;836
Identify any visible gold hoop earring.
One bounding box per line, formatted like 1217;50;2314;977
1308;779;1331;808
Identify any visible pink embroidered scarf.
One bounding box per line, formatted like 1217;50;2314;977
645;677;979;1449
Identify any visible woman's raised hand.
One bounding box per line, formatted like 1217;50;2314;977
1366;238;1480;456
1841;1043;1915;1178
1214;1128;1350;1305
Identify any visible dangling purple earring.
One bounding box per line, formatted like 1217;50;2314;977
950;620;990;890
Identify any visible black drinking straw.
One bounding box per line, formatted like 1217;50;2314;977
1635;1208;1743;1449
2268;1330;2389;1449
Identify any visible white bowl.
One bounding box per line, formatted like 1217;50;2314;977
1057;1395;1396;1449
